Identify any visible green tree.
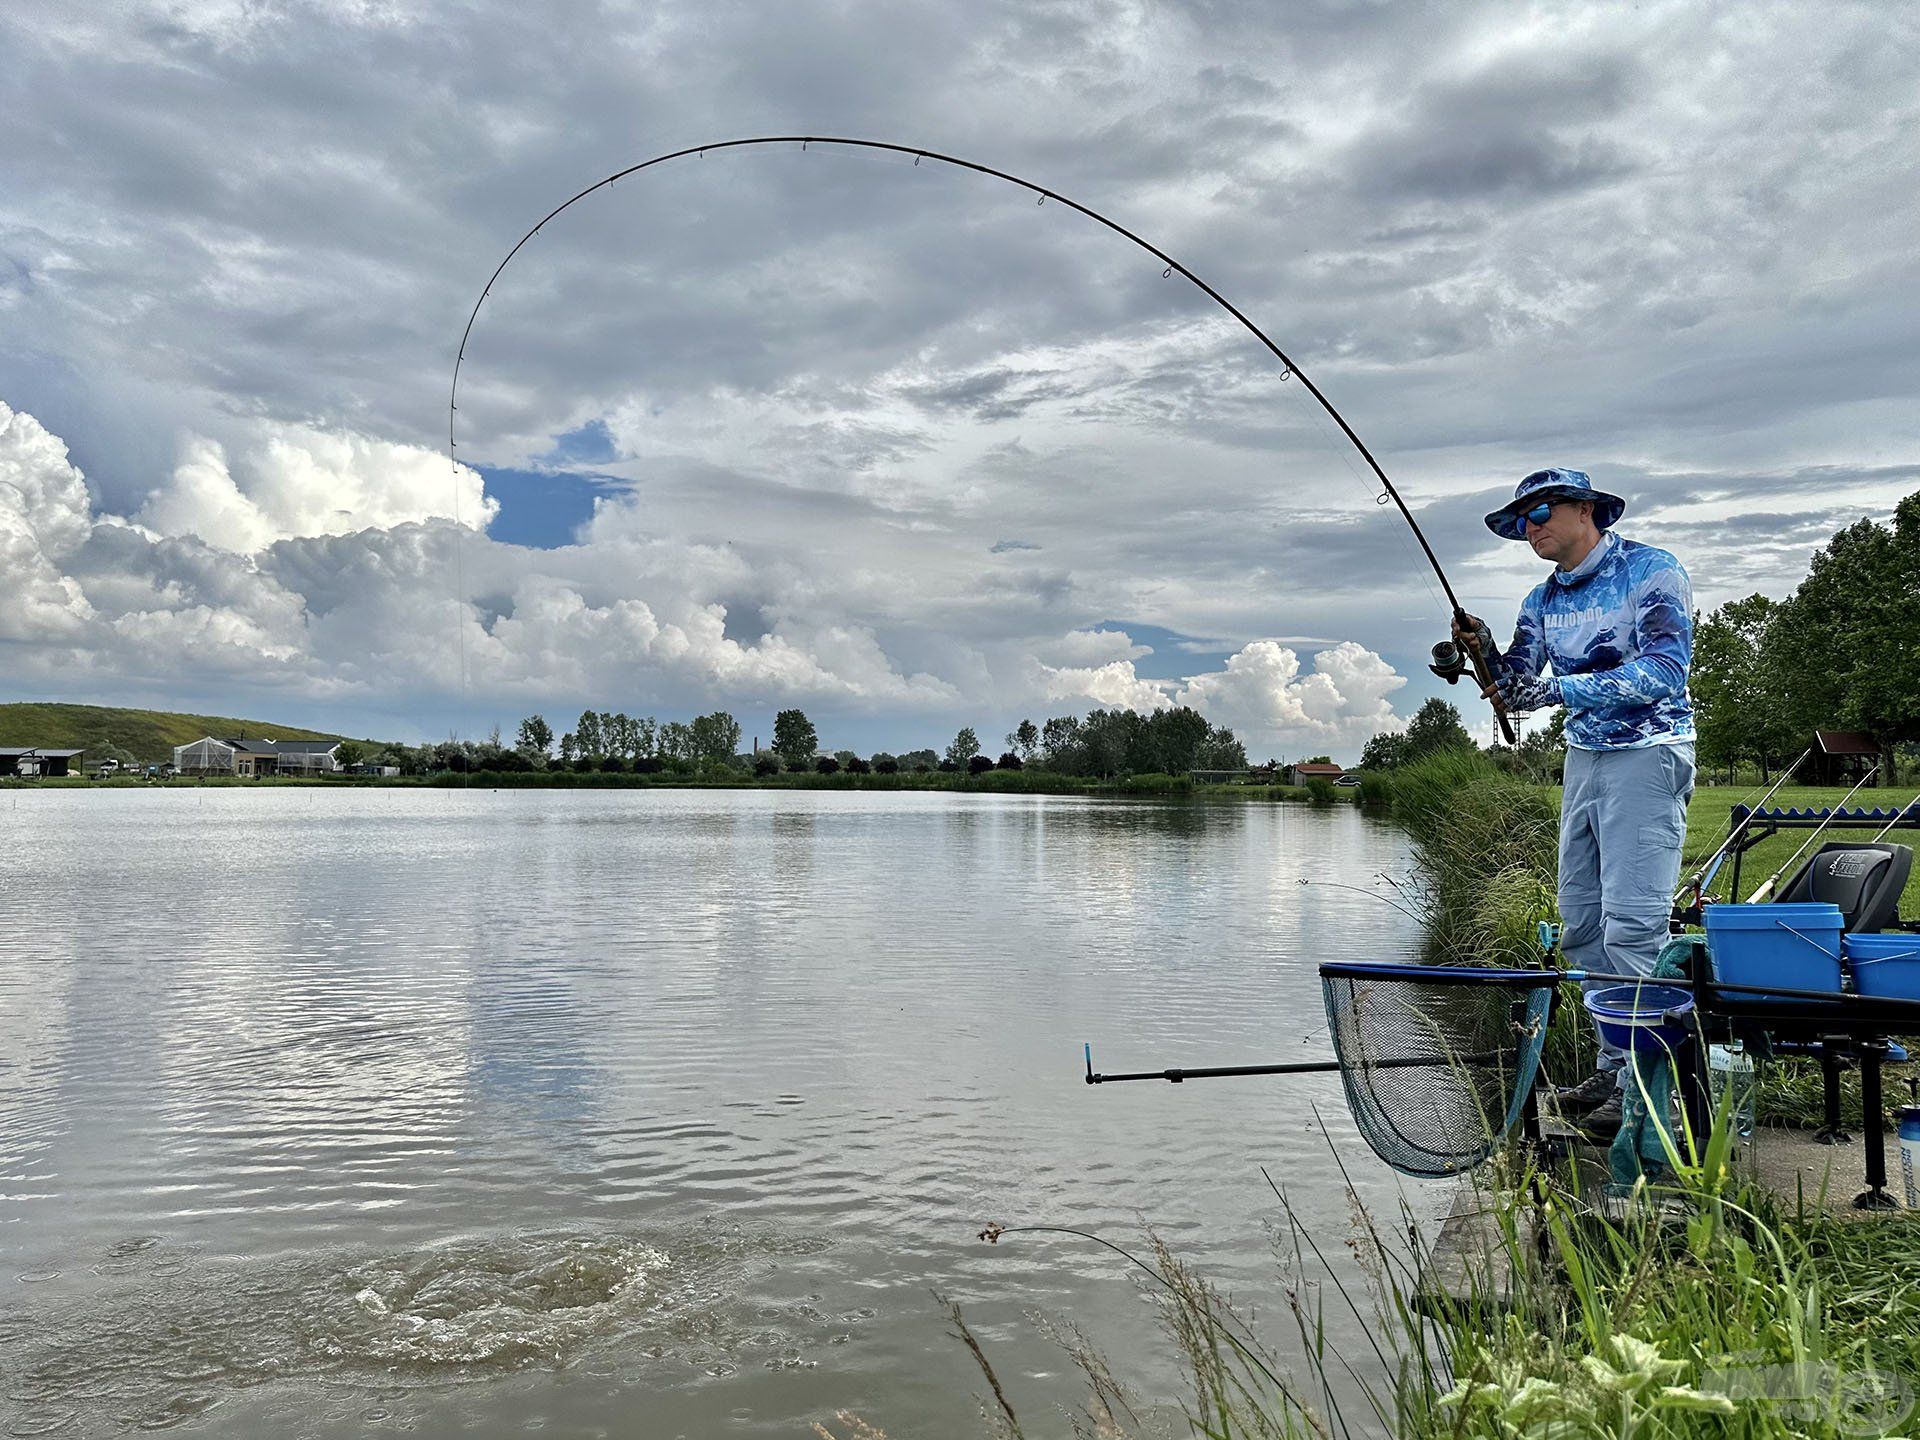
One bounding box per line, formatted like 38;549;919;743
558;732;578;764
1404;698;1475;759
1693;595;1794;780
515;714;554;761
1766;498;1919;780
1078;709;1149;777
1038;716;1083;771
1194;727;1249;770
772;709;818;769
1145;705;1211;775
658;720;694;765
689;711;743;767
574;710;605;761
944;727;981;770
1008;718;1040;762
1359;731;1412;770
335;740;367;771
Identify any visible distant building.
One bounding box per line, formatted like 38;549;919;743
172;736;342;777
270;740;343;776
1286;762;1346;786
0;746;84;778
1807;730;1879;786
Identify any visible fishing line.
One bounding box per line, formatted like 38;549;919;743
1675;746;1810;885
1745;762;1881;902
448;135;1515;742
977;1223;1305;1406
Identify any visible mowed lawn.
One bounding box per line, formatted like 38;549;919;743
1683;783;1920;921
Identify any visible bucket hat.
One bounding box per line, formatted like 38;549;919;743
1484;468;1626;541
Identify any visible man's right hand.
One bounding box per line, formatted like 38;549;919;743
1452;612;1495;656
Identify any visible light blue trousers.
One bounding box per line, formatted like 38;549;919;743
1560;742;1696;1085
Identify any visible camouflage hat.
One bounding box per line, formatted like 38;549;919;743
1484;468;1626;541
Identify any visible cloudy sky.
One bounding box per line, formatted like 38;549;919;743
2;1;1915;759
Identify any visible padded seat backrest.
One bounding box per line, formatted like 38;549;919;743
1774;842;1912;933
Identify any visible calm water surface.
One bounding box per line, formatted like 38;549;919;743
0;788;1440;1438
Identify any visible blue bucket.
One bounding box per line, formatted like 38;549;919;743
1702;902;1844;1001
1583;984;1695;1055
1844;933;1920;1001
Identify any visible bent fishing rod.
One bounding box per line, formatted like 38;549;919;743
1745;762;1881;902
449;135;1517;744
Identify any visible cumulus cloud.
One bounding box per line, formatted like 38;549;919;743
0;401;94;640
1032;637;1409;751
1037;658;1173;714
1175;641;1407;749
137;425;496;551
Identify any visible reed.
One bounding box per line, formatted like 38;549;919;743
943;1116;1919;1439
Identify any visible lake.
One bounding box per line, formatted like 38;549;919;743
0;787;1440;1438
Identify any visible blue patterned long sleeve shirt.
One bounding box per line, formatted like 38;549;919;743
1498;532;1696;751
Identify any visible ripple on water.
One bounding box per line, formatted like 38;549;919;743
4;1224;841;1433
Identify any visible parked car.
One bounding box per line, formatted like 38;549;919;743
1335;774;1362;788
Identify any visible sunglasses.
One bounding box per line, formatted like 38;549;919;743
1519;496;1580;528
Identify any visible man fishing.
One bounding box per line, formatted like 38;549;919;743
1459;468;1696;1138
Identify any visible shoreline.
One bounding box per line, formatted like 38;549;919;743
3;770;1355;801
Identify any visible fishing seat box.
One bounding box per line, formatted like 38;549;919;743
1702;902;1845;1002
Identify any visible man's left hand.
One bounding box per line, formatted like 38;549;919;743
1483;674;1562;713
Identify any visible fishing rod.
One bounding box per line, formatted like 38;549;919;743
1864;787;1920;844
449;135;1517;745
1082;1043;1501;1084
1675;747;1812;907
1745;762;1881;902
1086;962;1920;1087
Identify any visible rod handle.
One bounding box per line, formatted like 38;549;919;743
1454;607;1518;746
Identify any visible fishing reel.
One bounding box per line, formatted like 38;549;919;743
1429;640;1470;684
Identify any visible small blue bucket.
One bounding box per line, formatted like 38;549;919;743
1844;933;1920;1000
1583;984;1695;1055
1702;902;1844;1001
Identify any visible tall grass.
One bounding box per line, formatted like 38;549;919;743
936;1125;1919;1439
1383;748;1561;970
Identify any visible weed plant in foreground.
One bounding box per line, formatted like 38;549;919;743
899;1107;1918;1439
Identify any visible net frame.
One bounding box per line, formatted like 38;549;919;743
1318;962;1555;1177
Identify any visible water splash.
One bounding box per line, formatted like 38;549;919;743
5;1225;839;1433
308;1233;669;1367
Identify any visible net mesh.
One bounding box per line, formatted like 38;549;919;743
1319;965;1555;1177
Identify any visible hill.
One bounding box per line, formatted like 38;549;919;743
0;703;350;763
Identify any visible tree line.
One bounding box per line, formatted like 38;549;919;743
362;703;1250;780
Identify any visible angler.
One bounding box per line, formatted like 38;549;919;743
1459;468;1696;1139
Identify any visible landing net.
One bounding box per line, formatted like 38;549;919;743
1318;963;1554;1177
